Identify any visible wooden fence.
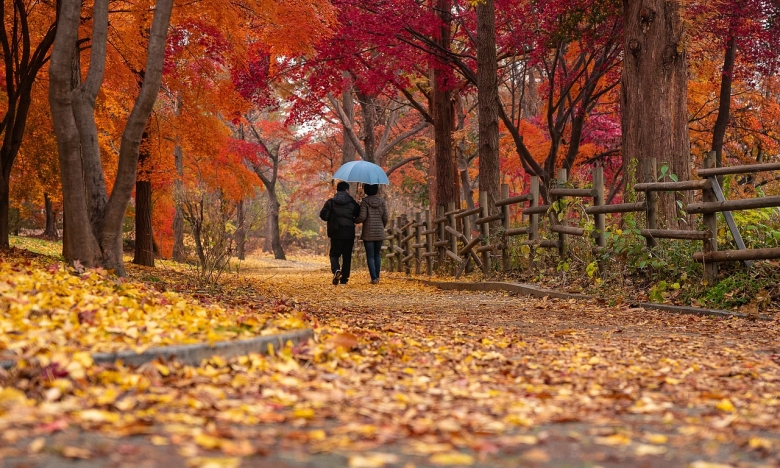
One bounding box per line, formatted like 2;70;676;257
382;153;780;282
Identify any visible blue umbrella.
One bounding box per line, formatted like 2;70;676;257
332;160;390;185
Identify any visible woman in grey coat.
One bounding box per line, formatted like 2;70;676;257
355;184;389;284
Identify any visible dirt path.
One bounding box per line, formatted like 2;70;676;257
3;263;780;468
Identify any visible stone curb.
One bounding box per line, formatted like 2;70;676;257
0;328;314;371
413;279;772;321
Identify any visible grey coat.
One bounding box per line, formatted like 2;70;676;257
355;195;388;241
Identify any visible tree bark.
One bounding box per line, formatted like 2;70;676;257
50;0;173;275
133;133;154;267
711;35;736;169
475;0;500;211
357;92;376;163
172;144;185;262
622;0;691;228
43;193;58;239
431;0;458;210
341;77;357;164
265;190;286;260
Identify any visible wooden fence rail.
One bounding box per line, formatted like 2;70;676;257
381;153;780;282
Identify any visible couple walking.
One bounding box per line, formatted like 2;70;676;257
319;182;388;285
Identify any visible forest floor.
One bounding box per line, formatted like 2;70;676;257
2;245;780;467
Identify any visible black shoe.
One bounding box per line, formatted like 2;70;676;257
332;270;341;285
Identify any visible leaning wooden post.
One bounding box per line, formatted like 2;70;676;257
447;201;458;275
556;169;567;257
414;211;423;275
387;218;396;272
501;183;511;271
702;151;719;283
425;209;433;275
644;158;658;248
529;176;540;260
480;190;491;274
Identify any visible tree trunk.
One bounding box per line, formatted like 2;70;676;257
342;78;357;164
0;176;8;248
50;0;174;275
172;144;185;262
476;0;500;211
265;190;286;260
43;193;58;239
133;135;154;267
622;0;691;228
711;35;736;169
235;199;246;260
357;92;376;163
431;0;458;210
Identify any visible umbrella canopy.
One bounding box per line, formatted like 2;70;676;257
332;160;389;185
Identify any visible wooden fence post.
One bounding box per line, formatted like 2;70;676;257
414;211;422;275
437;205;445;271
387;218;396;272
447;201;458;275
702;151;719;282
501;183;510;271
425;209;433;275
644;158;658;248
556;169;567;257
529;176;540;259
480;191;491;274
593;167;606;249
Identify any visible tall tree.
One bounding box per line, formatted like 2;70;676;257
475;0;500;210
49;0;174;275
0;0;57;248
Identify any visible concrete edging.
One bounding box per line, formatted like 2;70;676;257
0;328;314;371
414;279;771;321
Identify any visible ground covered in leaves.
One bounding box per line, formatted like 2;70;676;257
2;248;780;467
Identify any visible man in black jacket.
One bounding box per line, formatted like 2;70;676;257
319;181;360;285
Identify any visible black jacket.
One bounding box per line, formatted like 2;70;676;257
319;191;360;239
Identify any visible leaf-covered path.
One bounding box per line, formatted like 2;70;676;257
2;257;780;467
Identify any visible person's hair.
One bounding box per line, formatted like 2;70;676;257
364;184;379;196
336;181;350;192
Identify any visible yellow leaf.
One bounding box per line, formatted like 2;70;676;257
195;433;223;450
28;438;45;454
748;436;772;450
62;446;92;459
429;452;474;466
715;399;735;412
688;462;734;468
594;434;631;446
348;453;399;468
293;408;315;419
635;444;667;456
186;457;241;468
150;436;169;446
644;433;668;444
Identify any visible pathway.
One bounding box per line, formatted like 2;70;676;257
2;260;780;468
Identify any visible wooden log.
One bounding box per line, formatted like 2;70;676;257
434;239;450;247
425;209;433;276
458;236;482;255
522;204;551;215
414;212;422;275
411;242;427;248
644;158;658;248
693;247;780;263
435;206;445;273
701;151;719;282
444;225;466;240
454;206;482;219
474;213;503;225
433;216;447;224
420;228;437;235
550;225;585;236
423;252;439;258
548;187;598;198
447;201;458;276
686;196;780;214
505;227;529;237
476;244;497;253
634;179;711;192
593;167;606;251
445;207;463;216
495;193;532;207
501;184;510;272
392;245;405;254
402;254;415;263
521;239;559;249
445;249;463;263
400;233;416;243
641;229;710;240
696;161;780;177
479;191;491;274
585;201;646;215
400;219;416;230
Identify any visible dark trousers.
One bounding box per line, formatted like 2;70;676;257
364;240;383;280
329;238;354;283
